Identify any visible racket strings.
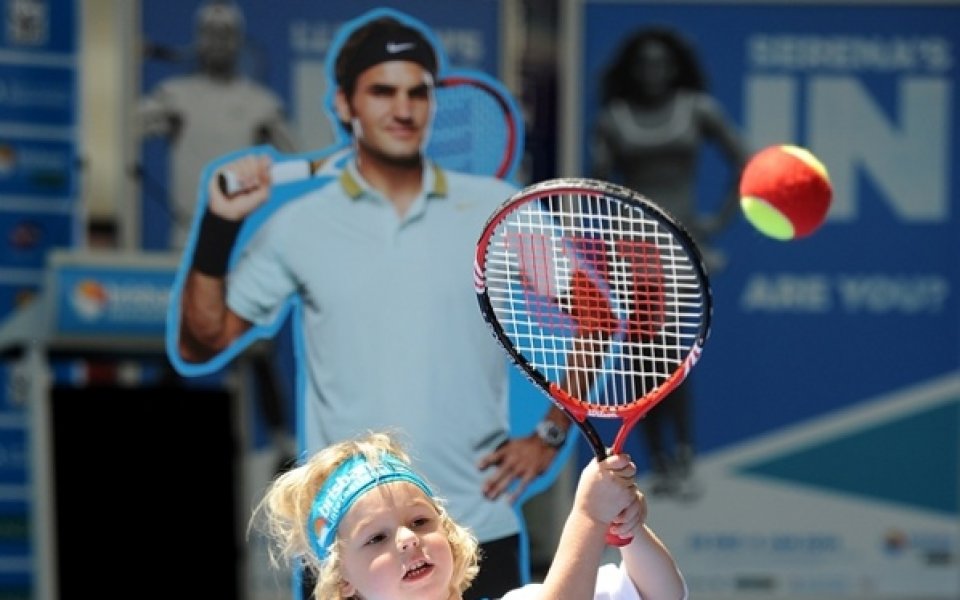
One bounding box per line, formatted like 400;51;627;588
428;80;515;178
484;190;706;412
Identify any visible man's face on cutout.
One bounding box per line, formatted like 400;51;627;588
336;60;435;166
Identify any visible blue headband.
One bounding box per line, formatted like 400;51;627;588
308;452;435;561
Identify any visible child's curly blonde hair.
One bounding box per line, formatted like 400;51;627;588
249;430;480;599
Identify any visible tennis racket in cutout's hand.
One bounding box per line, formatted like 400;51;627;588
474;177;712;545
218;75;521;196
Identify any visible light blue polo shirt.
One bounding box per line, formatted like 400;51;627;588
227;160;521;543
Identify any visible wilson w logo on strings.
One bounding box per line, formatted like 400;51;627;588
504;231;667;340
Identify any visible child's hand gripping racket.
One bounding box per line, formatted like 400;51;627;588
474;178;712;545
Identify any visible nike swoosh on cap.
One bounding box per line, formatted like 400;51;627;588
386;41;415;53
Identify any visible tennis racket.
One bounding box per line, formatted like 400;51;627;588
219;74;522;196
427;75;520;179
474;178;712;545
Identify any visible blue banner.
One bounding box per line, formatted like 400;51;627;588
0;138;76;197
50;261;174;339
0;62;75;126
575;2;959;597
0;209;74;269
0;1;80;596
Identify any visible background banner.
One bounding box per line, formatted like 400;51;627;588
571;1;959;598
0;0;79;597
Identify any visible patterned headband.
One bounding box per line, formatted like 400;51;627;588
308;452;435;561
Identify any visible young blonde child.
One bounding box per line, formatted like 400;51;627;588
250;431;687;600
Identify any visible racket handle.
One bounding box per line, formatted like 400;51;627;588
218;160;312;197
605;531;633;547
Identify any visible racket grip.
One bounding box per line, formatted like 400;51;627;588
218;160;312;197
605;530;633;547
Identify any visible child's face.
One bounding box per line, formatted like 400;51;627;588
337;482;455;600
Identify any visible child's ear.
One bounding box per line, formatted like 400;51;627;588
339;578;357;599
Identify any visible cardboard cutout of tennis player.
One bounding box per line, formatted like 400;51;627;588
166;7;523;377
165;8;572;598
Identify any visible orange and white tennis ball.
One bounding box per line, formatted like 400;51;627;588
739;144;832;241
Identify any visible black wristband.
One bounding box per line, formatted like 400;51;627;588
191;211;243;277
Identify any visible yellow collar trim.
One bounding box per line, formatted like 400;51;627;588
340;162;448;200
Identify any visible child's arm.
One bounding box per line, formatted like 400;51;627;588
535;454;639;599
619;520;688;600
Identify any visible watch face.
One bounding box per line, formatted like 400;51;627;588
537;421;565;447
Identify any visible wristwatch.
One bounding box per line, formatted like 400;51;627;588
535;419;567;449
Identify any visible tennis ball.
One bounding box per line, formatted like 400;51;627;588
739;144;832;241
